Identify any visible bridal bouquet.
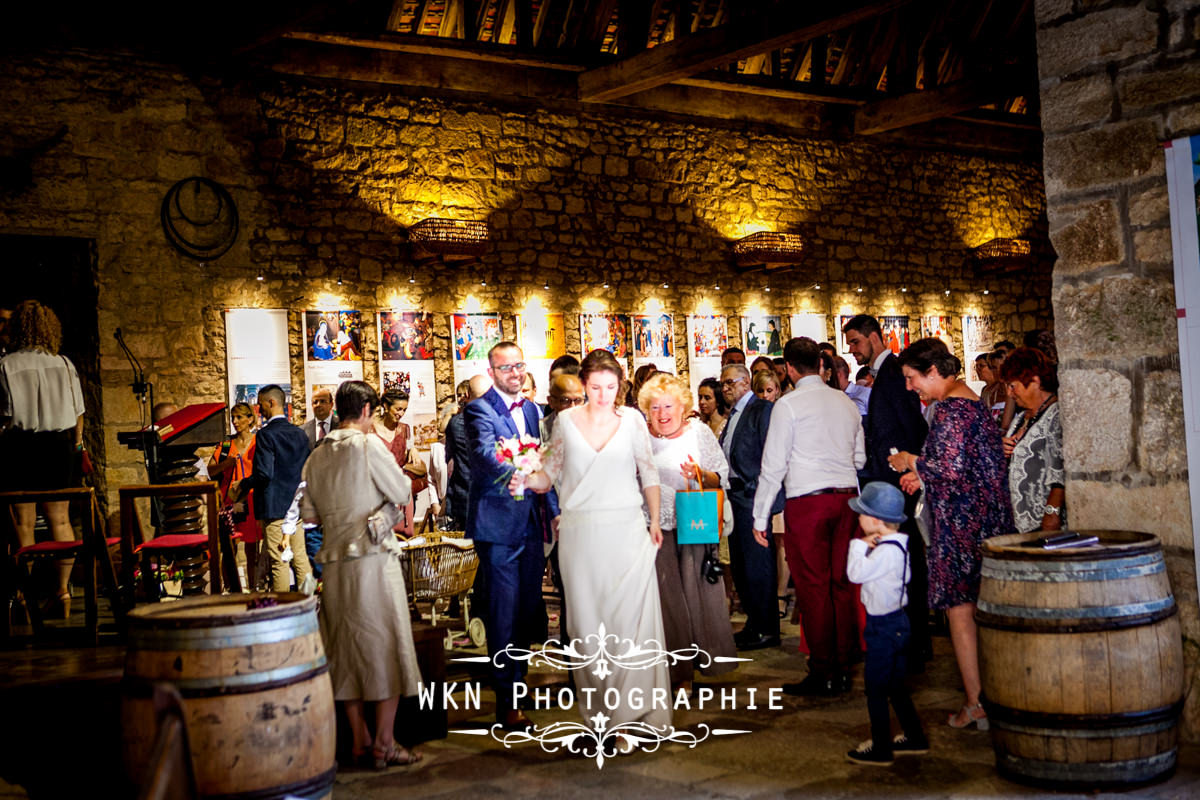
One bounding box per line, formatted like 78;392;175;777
496;434;544;501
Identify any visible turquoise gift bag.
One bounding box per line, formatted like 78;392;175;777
675;464;723;544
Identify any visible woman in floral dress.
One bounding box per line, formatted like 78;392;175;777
888;338;1012;732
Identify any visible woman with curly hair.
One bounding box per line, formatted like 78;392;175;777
0;300;86;619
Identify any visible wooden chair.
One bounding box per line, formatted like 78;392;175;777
0;486;123;644
118;482;239;606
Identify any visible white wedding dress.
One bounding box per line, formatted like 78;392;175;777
544;407;672;730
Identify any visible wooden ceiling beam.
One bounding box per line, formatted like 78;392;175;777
854;65;1028;134
578;0;911;102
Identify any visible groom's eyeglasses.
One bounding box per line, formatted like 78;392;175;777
493;362;527;373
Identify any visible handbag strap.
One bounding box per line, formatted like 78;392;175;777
687;460;704;490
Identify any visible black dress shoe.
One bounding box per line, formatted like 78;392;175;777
736;633;780;651
782;674;836;697
733;628;759;646
833;672;852;693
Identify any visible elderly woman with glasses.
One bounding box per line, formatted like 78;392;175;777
639;373;737;694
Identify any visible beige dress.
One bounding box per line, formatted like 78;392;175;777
300;427;420;702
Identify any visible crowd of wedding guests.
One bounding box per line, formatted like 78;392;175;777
421;318;1064;767
1;299;1062;771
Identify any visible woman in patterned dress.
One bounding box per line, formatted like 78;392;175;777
888;338;1013;732
999;348;1065;533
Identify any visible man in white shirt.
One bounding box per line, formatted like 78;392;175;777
752;337;865;696
301;387;338;450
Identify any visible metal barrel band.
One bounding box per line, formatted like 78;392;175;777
201;765;337;800
985;540;1162;563
976;595;1175;624
991;718;1177;739
128;613;320;651
997;750;1177;787
123;659;328;698
986;699;1183;728
981;555;1165;583
975;604;1177;634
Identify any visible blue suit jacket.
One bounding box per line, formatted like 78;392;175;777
464;388;559;544
722;395;785;514
248;417;310;521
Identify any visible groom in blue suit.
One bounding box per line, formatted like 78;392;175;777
465;341;559;728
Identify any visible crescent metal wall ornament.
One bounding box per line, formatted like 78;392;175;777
160;177;239;261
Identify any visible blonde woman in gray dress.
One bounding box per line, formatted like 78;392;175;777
513;349;670;738
300;381;422;769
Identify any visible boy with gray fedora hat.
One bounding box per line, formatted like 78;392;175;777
844;481;929;766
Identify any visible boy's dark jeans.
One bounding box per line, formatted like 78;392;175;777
864;608;925;756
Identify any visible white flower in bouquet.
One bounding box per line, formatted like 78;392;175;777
496;434;545;500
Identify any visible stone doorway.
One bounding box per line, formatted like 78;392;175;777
0;233;105;504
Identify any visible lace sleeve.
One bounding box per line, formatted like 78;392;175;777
541;412;568;485
630;412;660;491
694;422;730;489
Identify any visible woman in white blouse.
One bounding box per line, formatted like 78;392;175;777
0;300;86;619
639;373;738;694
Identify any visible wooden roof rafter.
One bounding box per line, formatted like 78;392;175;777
578;0;911;102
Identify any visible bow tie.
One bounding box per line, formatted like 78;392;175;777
509;400;525;411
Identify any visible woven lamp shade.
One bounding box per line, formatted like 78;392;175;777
409;218;491;257
972;237;1031;260
732;231;804;266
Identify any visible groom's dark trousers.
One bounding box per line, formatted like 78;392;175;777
464;386;559;717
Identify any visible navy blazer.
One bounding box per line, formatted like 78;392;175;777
464;388;559;545
862;353;928;486
444;411;471;501
248;417;311;521
722;395;785;514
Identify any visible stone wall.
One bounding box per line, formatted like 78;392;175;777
0;47;1051;501
1035;0;1200;737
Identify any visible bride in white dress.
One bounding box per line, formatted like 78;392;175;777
513;349;671;732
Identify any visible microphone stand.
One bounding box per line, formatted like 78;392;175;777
114;328;158;483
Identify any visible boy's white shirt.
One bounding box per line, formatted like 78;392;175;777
846;531;909;616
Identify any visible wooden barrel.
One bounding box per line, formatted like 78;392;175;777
977;531;1184;789
121;593;336;799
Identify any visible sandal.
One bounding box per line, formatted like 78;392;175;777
351;748;374;769
948;702;989;731
373;743;422;769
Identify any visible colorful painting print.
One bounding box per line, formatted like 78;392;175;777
452;313;502;361
517;312;567;359
633;314;674;358
306;310;362;361
233;383;293;421
380;312;434;360
690;315;727;358
741;315;783;356
962;315;995;353
580;313;630;358
382;369;431;401
921;315;955;355
879;316;911;355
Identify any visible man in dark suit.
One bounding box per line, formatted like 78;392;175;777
445;375;489;529
301;387;337;450
246;384;312;592
843;314;932;666
719;363;783;650
464;342;559;728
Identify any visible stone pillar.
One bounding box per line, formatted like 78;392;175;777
1035;0;1200;737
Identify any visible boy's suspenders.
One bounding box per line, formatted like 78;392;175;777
869;539;910;609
